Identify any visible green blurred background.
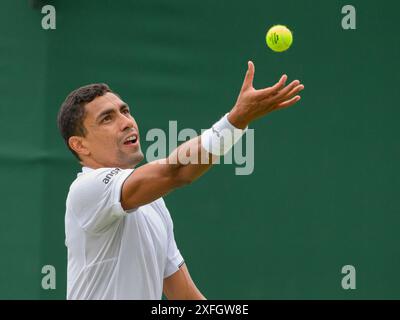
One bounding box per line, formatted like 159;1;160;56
1;0;399;299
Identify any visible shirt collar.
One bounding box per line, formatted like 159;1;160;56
77;166;94;177
82;166;94;173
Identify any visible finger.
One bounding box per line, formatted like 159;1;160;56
257;74;287;97
274;95;301;110
274;84;304;104
241;61;255;91
269;80;300;102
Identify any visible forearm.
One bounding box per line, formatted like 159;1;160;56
163;264;207;300
162;110;248;184
165;136;218;184
165;282;206;300
121;117;234;209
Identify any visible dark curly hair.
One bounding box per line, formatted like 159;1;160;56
57;83;112;160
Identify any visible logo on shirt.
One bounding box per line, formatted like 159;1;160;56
102;168;121;184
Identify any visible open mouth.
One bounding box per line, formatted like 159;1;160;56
123;134;138;145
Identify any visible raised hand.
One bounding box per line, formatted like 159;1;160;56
228;61;304;129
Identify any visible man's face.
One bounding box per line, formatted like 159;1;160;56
78;92;144;169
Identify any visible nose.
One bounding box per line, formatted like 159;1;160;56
119;112;135;132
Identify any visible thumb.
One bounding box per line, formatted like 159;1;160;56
241;61;255;91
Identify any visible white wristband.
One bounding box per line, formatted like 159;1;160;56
201;113;247;156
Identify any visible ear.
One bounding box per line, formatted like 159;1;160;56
68;136;90;157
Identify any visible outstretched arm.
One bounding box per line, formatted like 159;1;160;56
121;61;304;210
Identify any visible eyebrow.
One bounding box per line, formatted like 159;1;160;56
95;104;130;122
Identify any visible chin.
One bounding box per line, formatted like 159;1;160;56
130;151;145;168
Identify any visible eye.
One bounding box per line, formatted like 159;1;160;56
122;109;130;115
102;115;112;122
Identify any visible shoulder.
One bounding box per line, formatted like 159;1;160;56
68;167;133;204
71;168;130;189
66;168;134;232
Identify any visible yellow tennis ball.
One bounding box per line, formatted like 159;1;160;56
266;25;293;52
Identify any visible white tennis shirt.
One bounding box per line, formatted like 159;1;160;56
65;166;184;300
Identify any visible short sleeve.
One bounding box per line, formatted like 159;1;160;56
164;233;185;278
68;167;134;234
154;198;185;278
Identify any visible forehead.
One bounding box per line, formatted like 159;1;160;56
84;92;125;119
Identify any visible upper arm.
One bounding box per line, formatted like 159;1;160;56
163;263;206;300
121;160;188;210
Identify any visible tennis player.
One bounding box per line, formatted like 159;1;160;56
57;61;304;299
